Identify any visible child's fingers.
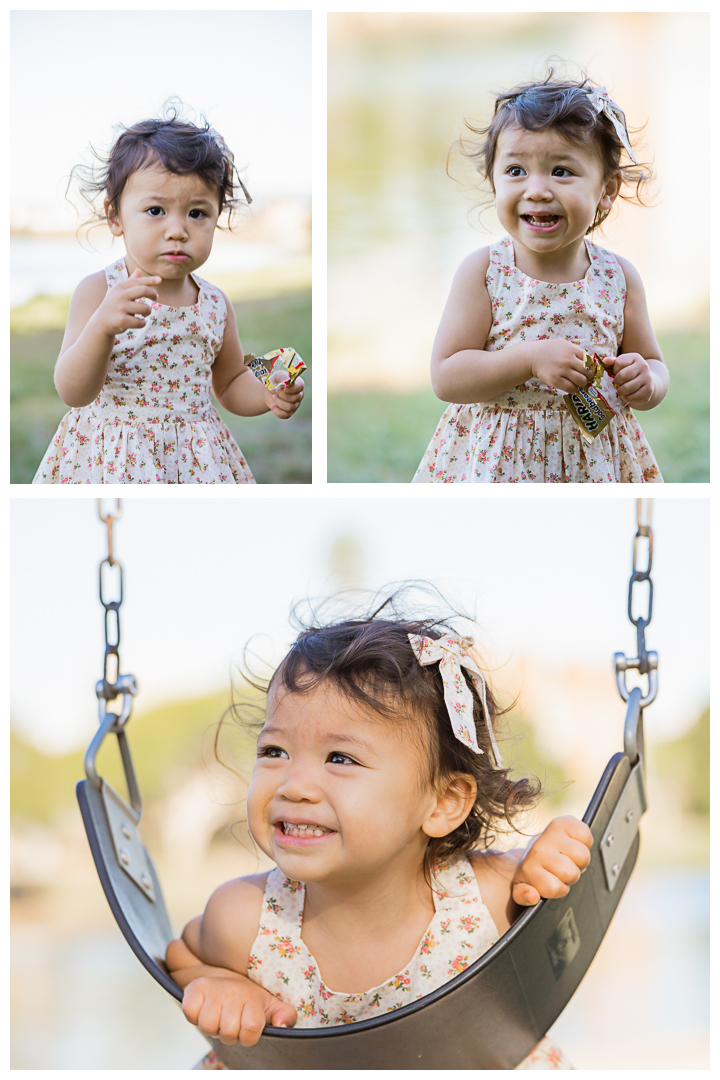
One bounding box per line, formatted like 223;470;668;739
123;285;161;303
237;997;267;1047
273;377;305;400
517;865;568;899
555;816;593;848
266;998;298;1030
181;981;205;1025
513;882;541;907
269;387;304;418
537;850;588;889
216;1000;245;1045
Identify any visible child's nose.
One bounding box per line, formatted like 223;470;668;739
165;215;188;239
277;764;321;802
523;174;552;200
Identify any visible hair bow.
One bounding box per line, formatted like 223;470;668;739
586;86;638;165
408;633;503;765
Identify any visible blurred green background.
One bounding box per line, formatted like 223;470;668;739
11;271;312;485
327;12;709;483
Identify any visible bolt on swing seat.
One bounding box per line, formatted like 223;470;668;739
77;501;657;1070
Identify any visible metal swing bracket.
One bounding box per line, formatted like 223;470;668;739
84;677;158;903
599;688;648;892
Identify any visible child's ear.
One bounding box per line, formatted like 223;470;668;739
599;171;622;212
422;775;477;839
105;199;123;236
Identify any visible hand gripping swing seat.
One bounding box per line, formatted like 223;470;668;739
77;501;657;1070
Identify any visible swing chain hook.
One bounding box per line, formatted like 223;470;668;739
614;499;658;707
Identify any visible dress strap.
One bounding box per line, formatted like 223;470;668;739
261;868;306;930
489;235;516;270
432;857;484;913
104;259;128;289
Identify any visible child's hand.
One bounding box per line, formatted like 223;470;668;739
92;268;162;337
182;974;298;1046
265;375;305;419
511;816;593;907
529;340;591;394
605;353;654;406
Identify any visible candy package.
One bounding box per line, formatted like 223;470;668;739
245;348;306;390
564;351;615;443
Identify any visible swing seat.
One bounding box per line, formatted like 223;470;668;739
77;689;647;1070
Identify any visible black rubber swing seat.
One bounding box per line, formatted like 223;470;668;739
76;687;647;1070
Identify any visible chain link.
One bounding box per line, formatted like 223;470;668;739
96;500;138;716
628;499;653;673
614;499;658;706
98;499;122;565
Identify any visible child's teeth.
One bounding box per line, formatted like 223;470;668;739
283;822;330;836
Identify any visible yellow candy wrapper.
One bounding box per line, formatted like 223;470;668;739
564;351;615;443
245;348;306;390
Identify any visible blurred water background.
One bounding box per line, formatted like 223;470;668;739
10;498;709;1068
327;12;709;481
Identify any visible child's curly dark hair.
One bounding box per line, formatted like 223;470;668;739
235;590;543;883
67;99;251;236
455;66;652;233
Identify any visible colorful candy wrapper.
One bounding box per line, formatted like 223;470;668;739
564;351;615;443
245;348;306;391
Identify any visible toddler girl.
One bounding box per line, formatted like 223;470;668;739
166;604;593;1069
33;110;305;484
413;73;667;483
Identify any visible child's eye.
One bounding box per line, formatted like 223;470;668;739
189;209;207;219
146;206;165;217
327;751;359;766
258;744;288;759
552;167;573;177
506;166;525;178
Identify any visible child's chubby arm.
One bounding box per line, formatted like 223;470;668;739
212;291;305;419
606;256;669;411
431;249;591;403
166;874;297;1046
470;816;593;934
54;268;161;407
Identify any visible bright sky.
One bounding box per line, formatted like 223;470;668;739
10;496;709;754
10;8;311;229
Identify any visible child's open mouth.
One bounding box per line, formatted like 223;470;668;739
280;821;334;838
521;214;560;230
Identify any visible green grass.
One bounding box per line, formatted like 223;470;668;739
11;289;311;485
328;326;709;483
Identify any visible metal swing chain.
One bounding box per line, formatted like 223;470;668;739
86;500;141;812
614;498;658;708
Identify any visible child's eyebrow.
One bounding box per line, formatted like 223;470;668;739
259;724;376;754
498;149;583;165
144;194;216;207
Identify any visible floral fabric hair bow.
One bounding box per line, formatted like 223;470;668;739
586;86;638;165
408;632;503;765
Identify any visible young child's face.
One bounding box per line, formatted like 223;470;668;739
106;164;221;281
247;680;438;887
492;125;618;258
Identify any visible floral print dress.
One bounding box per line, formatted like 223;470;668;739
412;236;662;484
32;259;255;484
196;858;571;1070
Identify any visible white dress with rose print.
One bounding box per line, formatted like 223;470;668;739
196;858;571;1069
412;236;662;484
33;259;255;484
